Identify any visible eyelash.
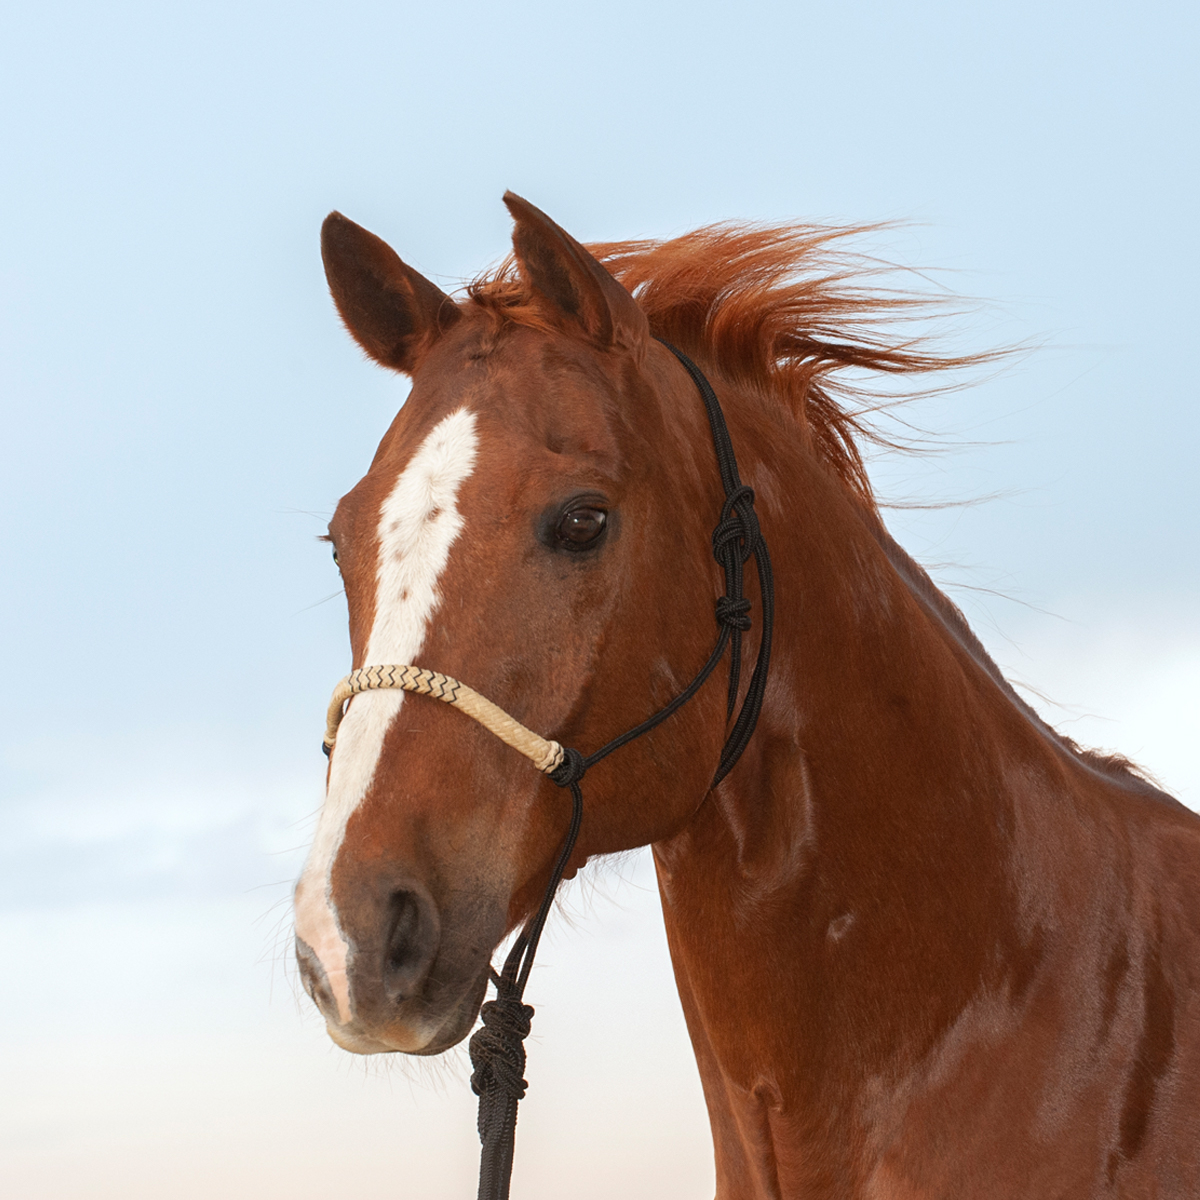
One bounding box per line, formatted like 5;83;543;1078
318;533;339;567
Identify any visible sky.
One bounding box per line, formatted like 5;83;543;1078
1;1;1197;1197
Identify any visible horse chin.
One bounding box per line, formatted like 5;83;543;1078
325;966;491;1057
406;967;491;1057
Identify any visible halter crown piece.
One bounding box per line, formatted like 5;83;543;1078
321;342;774;1200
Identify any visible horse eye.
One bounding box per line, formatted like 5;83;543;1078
555;507;607;548
331;545;340;567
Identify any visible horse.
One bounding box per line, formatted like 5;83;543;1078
292;193;1200;1198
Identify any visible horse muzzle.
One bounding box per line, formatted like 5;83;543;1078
294;870;502;1055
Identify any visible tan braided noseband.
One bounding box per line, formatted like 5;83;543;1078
323;665;566;775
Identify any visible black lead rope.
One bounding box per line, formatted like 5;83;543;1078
467;341;774;1200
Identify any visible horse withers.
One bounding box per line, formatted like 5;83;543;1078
293;194;1200;1197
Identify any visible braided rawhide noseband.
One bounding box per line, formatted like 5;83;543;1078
324;664;565;773
321;341;774;1200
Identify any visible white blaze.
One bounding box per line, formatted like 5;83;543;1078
295;407;479;1025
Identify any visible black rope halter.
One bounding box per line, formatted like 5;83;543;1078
468;340;775;1200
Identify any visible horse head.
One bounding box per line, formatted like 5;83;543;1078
293;195;732;1055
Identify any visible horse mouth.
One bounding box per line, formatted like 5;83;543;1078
401;966;491;1057
304;947;492;1057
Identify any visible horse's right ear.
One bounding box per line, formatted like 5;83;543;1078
504;192;648;350
320;212;460;374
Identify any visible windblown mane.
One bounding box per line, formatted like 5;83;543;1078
468;222;985;508
467;221;1170;800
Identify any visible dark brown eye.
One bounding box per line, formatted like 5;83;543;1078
556;506;607;548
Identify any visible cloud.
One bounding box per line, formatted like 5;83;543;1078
0;729;318;910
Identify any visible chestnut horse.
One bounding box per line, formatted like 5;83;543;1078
293;194;1200;1197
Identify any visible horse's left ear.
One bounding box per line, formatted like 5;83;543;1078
321;212;460;374
503;192;648;349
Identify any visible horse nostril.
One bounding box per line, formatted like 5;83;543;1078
295;937;336;1014
382;887;439;1003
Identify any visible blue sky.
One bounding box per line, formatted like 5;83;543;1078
1;2;1197;1196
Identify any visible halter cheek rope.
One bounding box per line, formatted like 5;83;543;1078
320;342;773;1200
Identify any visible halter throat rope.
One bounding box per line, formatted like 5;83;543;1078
320;341;774;1200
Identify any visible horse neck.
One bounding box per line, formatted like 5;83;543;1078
651;378;1092;1182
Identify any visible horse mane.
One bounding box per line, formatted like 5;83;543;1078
872;522;1172;800
467;221;987;508
467;220;1170;800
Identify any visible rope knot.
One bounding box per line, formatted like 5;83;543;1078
711;485;760;566
548;746;587;789
469;994;535;1104
715;595;752;632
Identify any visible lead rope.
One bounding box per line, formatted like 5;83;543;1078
321;342;772;1200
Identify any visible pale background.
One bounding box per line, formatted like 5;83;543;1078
1;1;1197;1197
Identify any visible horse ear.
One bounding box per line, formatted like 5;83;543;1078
503;192;648;349
320;212;460;374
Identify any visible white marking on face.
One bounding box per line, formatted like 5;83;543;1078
294;407;479;1026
